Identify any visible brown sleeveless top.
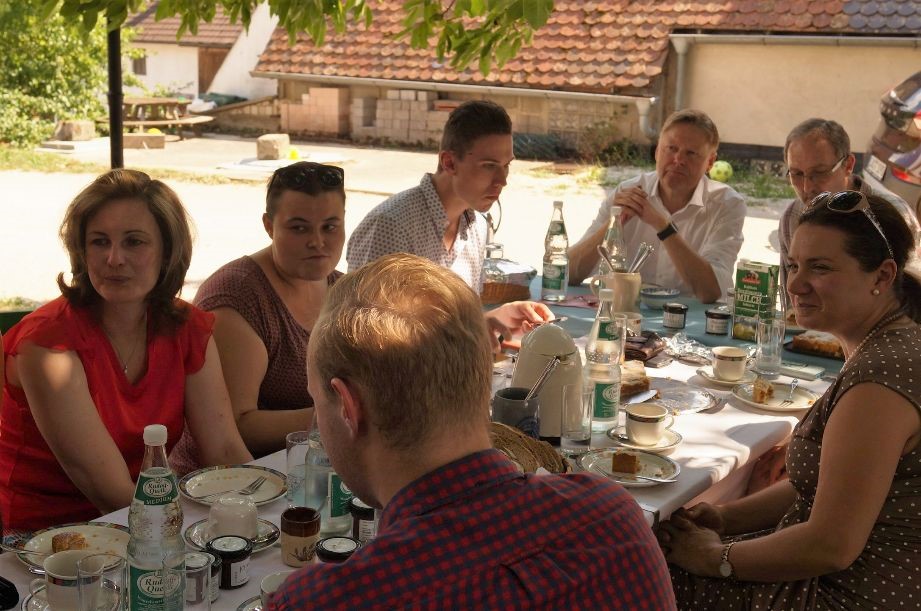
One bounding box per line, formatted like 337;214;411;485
194;256;342;410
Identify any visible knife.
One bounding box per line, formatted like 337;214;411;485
624;389;658;404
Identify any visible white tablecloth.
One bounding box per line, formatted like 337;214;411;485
0;360;829;608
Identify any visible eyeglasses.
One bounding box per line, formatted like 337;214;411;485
268;162;344;192
809;190;894;259
785;156;846;184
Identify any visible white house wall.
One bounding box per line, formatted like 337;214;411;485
208;3;278;99
128;43;199;97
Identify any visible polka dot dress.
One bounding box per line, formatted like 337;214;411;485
671;326;921;610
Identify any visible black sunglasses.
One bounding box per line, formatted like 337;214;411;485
269;162;345;192
808;190;894;260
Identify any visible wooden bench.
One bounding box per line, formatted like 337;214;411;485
121;115;214;139
98;97;215;140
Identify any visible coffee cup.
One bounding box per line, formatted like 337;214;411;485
590;272;642;312
711;346;748;381
280;506;321;567
208;493;258;539
30;549;96;611
625;402;674;446
261;570;295;608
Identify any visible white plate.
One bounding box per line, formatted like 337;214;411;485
16;522;129;570
179;465;286;506
23;582;120;611
577;448;680;487
183;517;280;552
651;378;719;414
606;426;682;453
237;596;262;611
695;366;757;387
732;382;819;412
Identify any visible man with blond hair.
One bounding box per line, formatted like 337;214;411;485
569;109;746;303
269;254;674;610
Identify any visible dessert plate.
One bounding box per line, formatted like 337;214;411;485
237;596;263;611
23;582;121;611
695;366;757;387
179;465;286;506
183;518;280;552
10;522;128;570
577;448;679;488
732;382;819;412
651;378;719;414
606;426;682;453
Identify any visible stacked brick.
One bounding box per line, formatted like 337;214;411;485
349;89;452;145
280;87;350;136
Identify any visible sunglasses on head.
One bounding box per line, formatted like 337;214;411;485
269;163;345;192
808;190;894;260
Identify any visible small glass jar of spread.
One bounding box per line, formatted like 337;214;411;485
662;302;688;329
206;535;253;589
315;536;360;564
705;307;732;335
349;497;377;545
182;552;214;605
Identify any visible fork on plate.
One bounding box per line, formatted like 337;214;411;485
779;378;799;407
192;475;267;501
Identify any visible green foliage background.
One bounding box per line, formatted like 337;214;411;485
0;0;112;146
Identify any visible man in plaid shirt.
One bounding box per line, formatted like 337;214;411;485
270;254;675;610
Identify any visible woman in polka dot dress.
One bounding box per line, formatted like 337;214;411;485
659;192;921;609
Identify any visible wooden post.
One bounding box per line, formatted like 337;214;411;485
107;24;124;169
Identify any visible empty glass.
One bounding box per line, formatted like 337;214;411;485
560;383;593;456
286;430;311;506
755;318;785;377
77;553;126;611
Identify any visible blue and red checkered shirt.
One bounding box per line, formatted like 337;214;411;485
270;449;675;610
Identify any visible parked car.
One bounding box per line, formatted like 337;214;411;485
863;70;921;218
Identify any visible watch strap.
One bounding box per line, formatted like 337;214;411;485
657;222;678;241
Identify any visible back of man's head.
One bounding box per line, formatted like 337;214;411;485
441;100;512;159
660;109;720;148
784;118;850;162
311;254;493;450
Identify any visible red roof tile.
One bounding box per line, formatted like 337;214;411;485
129;2;242;47
254;1;920;97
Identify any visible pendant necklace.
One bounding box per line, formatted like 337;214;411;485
103;314;147;375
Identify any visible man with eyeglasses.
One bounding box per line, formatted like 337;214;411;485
778;118;919;271
568;109;746;303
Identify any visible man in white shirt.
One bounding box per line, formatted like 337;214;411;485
569;109;746;303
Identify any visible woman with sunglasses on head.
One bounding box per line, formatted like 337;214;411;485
659;191;921;609
0;170;252;531
170;162;346;471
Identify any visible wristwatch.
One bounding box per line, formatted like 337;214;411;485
657;222;678;241
719;541;736;579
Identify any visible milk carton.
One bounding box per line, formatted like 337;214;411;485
731;260;780;341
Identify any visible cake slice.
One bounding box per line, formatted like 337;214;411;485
611;451;641;474
620;360;651;398
752;376;774;404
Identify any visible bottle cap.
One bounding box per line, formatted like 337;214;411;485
599;288;614;300
143;424;168;446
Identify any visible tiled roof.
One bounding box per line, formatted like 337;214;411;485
128;2;243;47
254;1;920;96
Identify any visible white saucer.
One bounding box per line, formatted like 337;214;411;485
696;366;756;387
606;426;682;453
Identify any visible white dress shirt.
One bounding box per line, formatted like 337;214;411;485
581;171;746;297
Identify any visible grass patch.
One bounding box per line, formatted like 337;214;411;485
730;166;794;200
0;146;262;185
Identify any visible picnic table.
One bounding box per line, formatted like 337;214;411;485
100;96;213;140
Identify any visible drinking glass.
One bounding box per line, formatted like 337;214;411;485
77;553;126;611
286;430;311;506
163;551;211;610
755;318;784;377
560;383;593;456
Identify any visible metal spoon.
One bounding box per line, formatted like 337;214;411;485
525;356;561;401
597;244;619;272
628;243;655;273
626;242;648;273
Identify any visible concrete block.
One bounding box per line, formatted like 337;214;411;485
257;133;290;160
123;133;165;149
399;90;416;101
416;91;437;101
385;90;401;100
393;109;410;120
53;120;96;141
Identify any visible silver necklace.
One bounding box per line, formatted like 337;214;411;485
103;315;147;375
846;308;904;363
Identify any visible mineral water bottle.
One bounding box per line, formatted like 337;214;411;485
601;205;628;273
541;200;569;302
584;291;622;432
127;424;184;611
585;289;619;360
303;427;353;535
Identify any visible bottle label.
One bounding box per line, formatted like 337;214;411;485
135;473;178;506
328;473;353;518
598;321;622;342
129;565;182;611
592;382;619;419
548;220;566;236
542;263;567;290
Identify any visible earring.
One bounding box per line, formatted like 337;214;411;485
872;289;881;296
